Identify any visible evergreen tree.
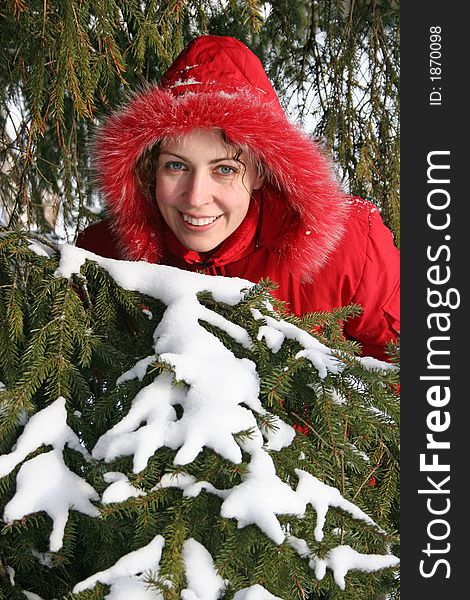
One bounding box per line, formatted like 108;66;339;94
0;233;399;599
1;1;399;242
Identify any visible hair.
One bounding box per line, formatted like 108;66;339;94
134;141;161;205
134;128;270;203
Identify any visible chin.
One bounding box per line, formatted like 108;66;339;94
192;243;219;253
181;237;219;253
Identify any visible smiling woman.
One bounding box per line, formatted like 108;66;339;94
77;34;400;360
154;129;264;253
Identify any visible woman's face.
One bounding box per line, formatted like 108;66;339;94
155;129;263;253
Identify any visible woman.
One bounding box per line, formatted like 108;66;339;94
77;35;400;361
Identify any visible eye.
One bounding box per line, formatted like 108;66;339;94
166;161;186;171
216;165;237;176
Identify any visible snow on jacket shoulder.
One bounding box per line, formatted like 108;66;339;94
76;35;400;360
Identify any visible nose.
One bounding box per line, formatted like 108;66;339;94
184;171;211;207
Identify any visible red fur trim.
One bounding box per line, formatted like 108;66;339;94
96;88;349;279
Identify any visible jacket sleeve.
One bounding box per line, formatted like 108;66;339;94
344;205;400;361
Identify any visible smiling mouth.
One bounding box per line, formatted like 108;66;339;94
182;213;222;227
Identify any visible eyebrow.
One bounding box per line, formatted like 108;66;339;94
159;151;238;164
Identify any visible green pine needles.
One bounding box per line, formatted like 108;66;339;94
0;232;399;599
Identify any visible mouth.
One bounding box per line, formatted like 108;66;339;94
181;213;222;227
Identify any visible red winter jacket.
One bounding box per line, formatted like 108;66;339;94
77;35;400;361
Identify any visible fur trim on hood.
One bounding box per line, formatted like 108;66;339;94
94;35;350;280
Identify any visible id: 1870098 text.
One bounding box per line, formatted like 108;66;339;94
429;26;442;106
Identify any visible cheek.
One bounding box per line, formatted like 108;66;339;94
232;189;251;216
155;177;177;208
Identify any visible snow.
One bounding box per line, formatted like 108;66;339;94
155;456;382;551
93;373;184;473
170;77;201;88
233;585;283;599
6;564;47;600
180;539;226;599
152;297;262;465
260;415;295;451
294;469;381;541
31;548;54;568
0;397;99;552
73;534;165;598
55;245;253;306
156;472;229;500
117;355;156;384
0;245;398;594
3;449;99;551
314;545;400;590
74;536;228;600
0;397;89;478
359;355;398;372
220;449;305;544
27;239;55;258
102;472;146;504
7;565;15;585
23;592;45;600
252;309;342;378
287;537;399;591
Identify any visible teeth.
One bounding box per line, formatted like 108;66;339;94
183;214;219;226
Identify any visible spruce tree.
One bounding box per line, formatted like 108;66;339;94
0;233;399;599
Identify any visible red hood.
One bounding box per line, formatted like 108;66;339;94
95;35;350;280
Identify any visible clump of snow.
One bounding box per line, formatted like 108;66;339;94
74;536;227;600
358;355;398;372
233;585;283;599
287;535;311;558
0;397;99;552
156;455;383;552
93;373;184;473
73;534;165;597
256;325;285;353
252;309;342;378
23;592;46;600
55;245;254;306
314;545;399;590
102;472;146;504
117;355;156;384
151;298;262;465
220;449;305;545
259;415;295;451
27;239;55;258
180;539;226;599
295;469;380;541
31;548;54;568
288;537;399;591
3;449;99;551
7;565;15;584
0;397;89;478
253;308;396;378
156;472;229;501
